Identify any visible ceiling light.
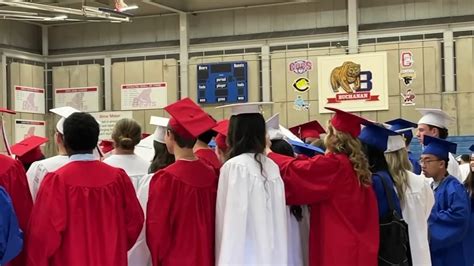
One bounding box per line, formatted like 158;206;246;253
43;15;67;21
117;4;138;12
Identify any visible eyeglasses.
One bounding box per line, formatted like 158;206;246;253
418;159;441;165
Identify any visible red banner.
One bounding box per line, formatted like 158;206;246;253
327;92;379;103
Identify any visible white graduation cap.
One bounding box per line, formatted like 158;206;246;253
150;116;169;144
265;113;304;143
216;102;273;116
50;106;81;134
134;135;155;162
416;108;454;129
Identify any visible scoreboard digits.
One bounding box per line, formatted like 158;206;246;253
197;61;248;104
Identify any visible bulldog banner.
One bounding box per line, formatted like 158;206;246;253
317;52;389;113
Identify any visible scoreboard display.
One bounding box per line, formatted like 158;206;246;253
197;61;248;104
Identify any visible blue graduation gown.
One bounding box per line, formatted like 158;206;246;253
408;151;421;175
0;186;23;265
463;196;474;266
429;176;470;266
371;170;402;218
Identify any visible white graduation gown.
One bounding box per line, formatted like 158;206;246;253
216;153;288;266
103;154;151;191
401;171;434;266
26;155;69;201
448;152;462;182
128;173;154;266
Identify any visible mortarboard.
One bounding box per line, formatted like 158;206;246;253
385;118;417;143
150;116;170;144
469;145;474;152
10;135;48;164
0;108;16;156
165;98;216;140
422;135;457;161
325;107;370;138
289;139;325;157
417;108;454;129
212;120;229;151
216;102;273;116
359;123;405;153
50;106;80;134
99;139;114;154
289;120;326;140
266;113;285;140
134;135;155;162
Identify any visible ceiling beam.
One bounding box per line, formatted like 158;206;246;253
142;0;184;14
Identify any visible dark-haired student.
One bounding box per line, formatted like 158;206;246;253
463;144;474;266
26;112;144;266
146;98;218;266
215;103;288;265
194;123;222;175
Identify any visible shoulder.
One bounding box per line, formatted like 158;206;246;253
406;171;427;193
444;176;466;193
0;155;19;175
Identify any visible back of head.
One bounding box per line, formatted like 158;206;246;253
270;139;295;157
149;140;175;173
384;149;411;204
461;154;470;163
325;124;372;186
198;129;217;144
362;143;390;173
228;113;266;159
63;112;99;155
112;118;142;151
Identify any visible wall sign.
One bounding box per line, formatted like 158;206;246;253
54;86;100;112
90;111;133;140
289;59;313;74
197;61;248;104
121;82;167;110
14;86;45;114
14;119;46;143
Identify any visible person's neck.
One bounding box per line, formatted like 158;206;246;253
174;147;196;161
57;145;68;156
433;171;448;183
114;147;134;155
193;140;209;152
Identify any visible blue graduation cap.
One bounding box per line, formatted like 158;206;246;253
422;135;457;160
289;139;325;157
358;123;405;153
469;144;473;152
385;118;417;144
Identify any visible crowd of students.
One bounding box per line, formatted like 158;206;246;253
0;98;473;266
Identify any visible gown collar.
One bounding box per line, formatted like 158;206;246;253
69;153;97;162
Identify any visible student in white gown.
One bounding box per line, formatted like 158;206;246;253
103;118;150;191
128;116;174;266
26;106;78;201
215;103;288;266
371;125;435;265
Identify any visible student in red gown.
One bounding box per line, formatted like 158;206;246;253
267;107;379;266
194;128;221;175
146;98;218;266
26;112;144;266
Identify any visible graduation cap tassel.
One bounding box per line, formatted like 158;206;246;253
96;145;104;159
1;115;12;157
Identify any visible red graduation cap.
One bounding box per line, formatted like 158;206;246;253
325;107;370;138
0;108;16;115
99;139;115;154
213;120;229;151
10;135;48;164
165;98;216;140
289;120;326;140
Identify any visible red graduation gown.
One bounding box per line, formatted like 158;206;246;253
268;152;379;266
0;154;33;266
194;148;221;175
25;161;144;266
146;159;217;266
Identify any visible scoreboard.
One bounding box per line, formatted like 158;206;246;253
197;61;248;104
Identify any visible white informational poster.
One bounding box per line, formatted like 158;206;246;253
90;111;133;140
14;119;46;143
317;52;389;113
121;82;167;110
54;87;100;112
14;86;45;114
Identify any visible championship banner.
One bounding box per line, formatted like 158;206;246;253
121;82;167;110
317;52;389;113
14;119;46;143
14;86;45;114
54;87;100;112
90;111;133;140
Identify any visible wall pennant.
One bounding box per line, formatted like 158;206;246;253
401;88;416;106
399;69;416;87
293;77;310;93
400;51;414;68
289;59;313;74
293;95;310;111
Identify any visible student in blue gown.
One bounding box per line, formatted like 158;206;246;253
385;118;421;174
0;186;23;265
422;136;470;266
359;123;402;218
462;144;474;266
